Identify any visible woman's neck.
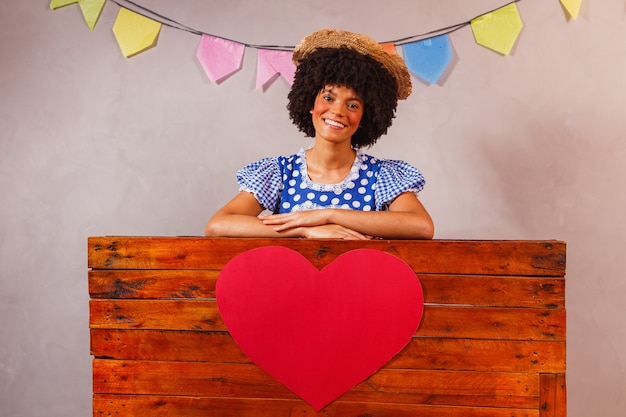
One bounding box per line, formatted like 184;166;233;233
305;145;356;184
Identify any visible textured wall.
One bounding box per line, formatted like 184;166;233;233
1;1;625;415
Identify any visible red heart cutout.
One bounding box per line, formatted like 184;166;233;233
216;246;424;411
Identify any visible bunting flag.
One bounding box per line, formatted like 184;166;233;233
51;0;582;90
471;3;523;55
560;0;582;19
196;35;246;84
79;0;107;30
112;8;162;58
50;0;79;9
379;42;397;55
403;35;453;85
256;49;296;90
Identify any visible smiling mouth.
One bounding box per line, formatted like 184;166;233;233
324;119;345;128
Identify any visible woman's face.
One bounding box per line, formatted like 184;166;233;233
311;85;364;146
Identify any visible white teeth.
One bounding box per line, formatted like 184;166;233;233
325;119;345;128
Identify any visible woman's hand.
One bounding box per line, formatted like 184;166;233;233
260;210;369;239
207;191;433;240
259;210;333;231
299;224;370;240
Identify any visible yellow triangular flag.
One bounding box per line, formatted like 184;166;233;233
112;8;162;58
79;0;106;30
50;0;79;9
471;3;524;55
560;0;582;19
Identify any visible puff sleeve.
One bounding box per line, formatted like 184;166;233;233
374;159;425;211
236;157;283;212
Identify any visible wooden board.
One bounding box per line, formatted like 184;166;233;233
93;394;543;417
90;299;565;340
88;237;566;417
89;270;565;309
90;329;566;373
88;237;566;275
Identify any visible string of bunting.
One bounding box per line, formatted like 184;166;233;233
50;0;583;89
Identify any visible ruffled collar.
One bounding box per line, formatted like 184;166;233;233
296;148;365;193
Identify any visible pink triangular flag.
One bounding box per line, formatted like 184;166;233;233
256;49;296;90
196;34;245;84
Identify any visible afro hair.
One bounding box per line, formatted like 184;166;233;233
287;47;400;149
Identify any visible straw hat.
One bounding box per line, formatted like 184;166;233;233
292;28;412;100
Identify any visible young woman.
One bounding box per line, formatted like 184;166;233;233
205;29;434;240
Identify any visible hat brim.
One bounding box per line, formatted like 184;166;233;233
292;28;412;100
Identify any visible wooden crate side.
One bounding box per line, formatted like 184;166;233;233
88;237;566;416
540;373;567;417
89;299;565;341
94;394;540;417
90;329;565;374
540;374;557;417
93;359;539;409
556;374;567;417
88;237;566;276
89;269;564;309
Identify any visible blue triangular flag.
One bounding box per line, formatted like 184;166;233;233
403;34;453;85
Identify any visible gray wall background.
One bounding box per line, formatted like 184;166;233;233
1;1;625;415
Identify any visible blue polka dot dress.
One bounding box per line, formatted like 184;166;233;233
237;149;425;214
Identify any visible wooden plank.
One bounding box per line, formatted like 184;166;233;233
89;299;566;341
90;329;248;364
93;359;539;409
555;374;567;417
94;394;540;417
540;374;556;417
420;305;565;341
91;329;566;374
89;269;565;309
351;368;539;408
89;299;223;331
421;275;564;309
88;270;219;299
539;373;567;417
88;237;566;276
392;337;565;374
